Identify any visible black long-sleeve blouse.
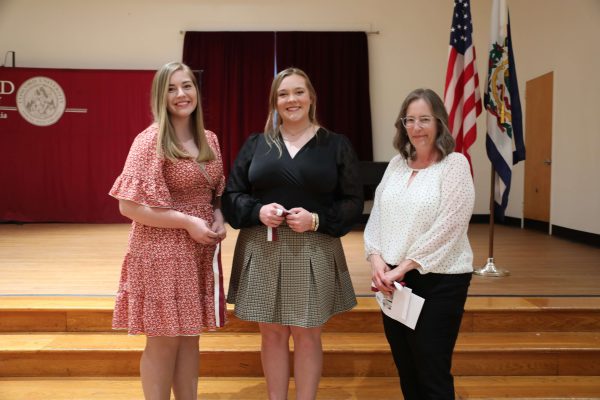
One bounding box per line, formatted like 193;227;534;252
222;128;363;237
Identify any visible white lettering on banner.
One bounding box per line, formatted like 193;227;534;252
16;77;66;126
0;81;15;95
0;112;7;119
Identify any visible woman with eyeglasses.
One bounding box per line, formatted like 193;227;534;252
364;88;475;399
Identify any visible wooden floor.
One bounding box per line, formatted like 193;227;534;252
2;376;600;400
0;223;598;297
1;223;600;399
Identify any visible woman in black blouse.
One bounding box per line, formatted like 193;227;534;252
222;67;363;400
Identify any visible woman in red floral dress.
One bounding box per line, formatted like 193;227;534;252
109;62;226;400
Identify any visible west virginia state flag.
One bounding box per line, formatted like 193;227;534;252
485;0;526;220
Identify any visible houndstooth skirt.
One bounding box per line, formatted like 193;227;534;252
227;224;357;328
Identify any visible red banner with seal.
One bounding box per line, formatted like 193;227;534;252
0;67;155;222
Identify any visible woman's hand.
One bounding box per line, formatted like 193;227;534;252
259;203;287;228
383;259;420;285
286;207;313;233
369;254;393;294
186;216;219;245
211;209;227;240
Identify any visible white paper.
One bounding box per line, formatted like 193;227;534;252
393;281;410;320
374;283;425;330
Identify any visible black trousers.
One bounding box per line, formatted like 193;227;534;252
382;269;471;400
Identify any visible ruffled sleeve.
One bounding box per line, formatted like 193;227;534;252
316;134;364;237
109;126;173;208
221;134;262;228
205;130;226;197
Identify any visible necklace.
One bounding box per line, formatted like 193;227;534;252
280;123;314;141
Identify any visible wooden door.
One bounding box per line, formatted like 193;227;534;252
524;72;553;224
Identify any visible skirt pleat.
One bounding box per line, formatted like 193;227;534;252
227;225;357;328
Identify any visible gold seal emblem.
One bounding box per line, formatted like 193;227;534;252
16;77;66;126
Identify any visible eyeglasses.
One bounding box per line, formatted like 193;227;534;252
400;116;436;128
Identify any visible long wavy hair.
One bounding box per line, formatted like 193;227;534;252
151;62;215;162
263;67;319;156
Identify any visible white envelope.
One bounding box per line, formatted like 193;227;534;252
374;282;425;330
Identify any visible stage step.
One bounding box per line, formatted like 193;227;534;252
1;376;599;399
2;296;600;333
2;296;599;397
1;331;599;377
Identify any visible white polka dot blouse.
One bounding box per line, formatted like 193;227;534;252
364;152;475;274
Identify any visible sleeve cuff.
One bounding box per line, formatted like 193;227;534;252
251;203;263;225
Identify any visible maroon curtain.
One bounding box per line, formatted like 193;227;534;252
276;32;373;161
0;34;373;222
0;67;154;222
183;32;275;175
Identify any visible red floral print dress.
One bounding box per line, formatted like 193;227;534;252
109;124;226;336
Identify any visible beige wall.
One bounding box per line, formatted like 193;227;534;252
509;0;600;234
1;0;598;234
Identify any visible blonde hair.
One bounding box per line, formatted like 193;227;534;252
263;67;319;156
151;62;215;162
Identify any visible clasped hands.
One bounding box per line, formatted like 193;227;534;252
186;211;226;245
370;255;416;295
259;203;313;233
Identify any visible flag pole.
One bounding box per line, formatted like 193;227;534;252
475;0;522;278
474;167;510;277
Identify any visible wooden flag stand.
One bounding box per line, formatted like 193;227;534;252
473;167;510;277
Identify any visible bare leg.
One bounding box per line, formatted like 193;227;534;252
259;323;292;400
290;326;323;400
140;336;179;400
172;336;200;400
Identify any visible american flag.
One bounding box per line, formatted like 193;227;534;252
444;0;482;174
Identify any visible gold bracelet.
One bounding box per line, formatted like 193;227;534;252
313;213;319;231
311;213;316;231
